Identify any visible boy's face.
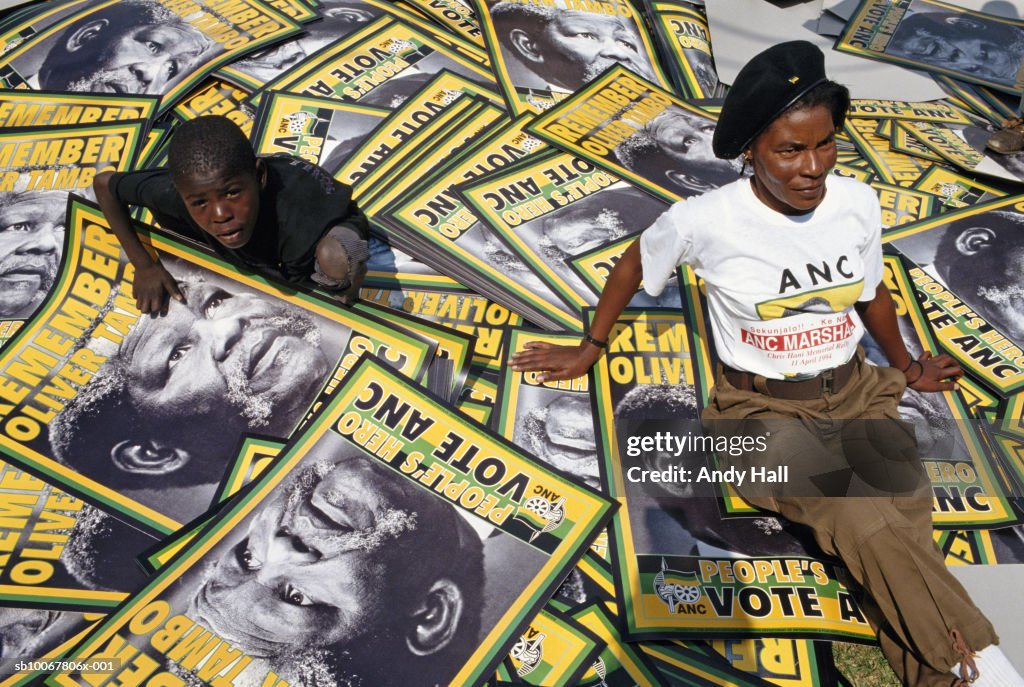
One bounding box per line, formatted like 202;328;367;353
175;164;264;249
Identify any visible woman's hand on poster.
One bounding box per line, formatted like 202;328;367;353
905;351;962;392
510;341;603;382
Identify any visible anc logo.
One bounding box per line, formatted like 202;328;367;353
2;38;24;55
283;110;326;135
438;89;463;106
936;181;969;208
386;38;417;54
653;558;703;613
755;282;863;320
587;656;609;687
511;632;545;677
514;496;565;542
2;28;35;56
520;135;543;152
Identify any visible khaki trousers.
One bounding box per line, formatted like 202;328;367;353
702;352;996;686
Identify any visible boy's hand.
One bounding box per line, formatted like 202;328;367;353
134;261;184;315
510;341;603;382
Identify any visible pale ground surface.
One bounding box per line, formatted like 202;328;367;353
951;565;1024;671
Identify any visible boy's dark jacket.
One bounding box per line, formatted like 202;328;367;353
108;154;369;283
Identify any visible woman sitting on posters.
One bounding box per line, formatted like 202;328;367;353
512;41;1022;687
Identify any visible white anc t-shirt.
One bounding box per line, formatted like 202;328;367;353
640;175;883;379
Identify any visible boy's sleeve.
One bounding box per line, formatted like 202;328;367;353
340;198;369;240
107;169;196;236
108;169;176;208
272;156;369;281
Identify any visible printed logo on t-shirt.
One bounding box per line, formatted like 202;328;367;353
776;255;855;295
734;255;866;373
755;280;864;320
740;312;857;353
734;309;860;374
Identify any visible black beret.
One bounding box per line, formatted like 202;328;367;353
712;41;827;159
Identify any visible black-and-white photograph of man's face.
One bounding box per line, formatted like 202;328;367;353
688;48;718;97
614;105;743;197
486;0;657;93
0;191;65;320
447;218;574;317
986;149;1024;183
890;208;1024;345
173;444;489;687
16;0;214;94
885;5;1024;90
46;256;351;523
958;124;1024;185
0;609;97;679
515;392;599;488
0;465;156;599
229;0;385;85
511;183;668;307
478;228;550;293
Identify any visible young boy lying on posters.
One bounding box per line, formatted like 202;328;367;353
95;115;369;312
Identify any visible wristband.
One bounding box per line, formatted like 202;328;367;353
903;359;924;384
583;333;607;349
